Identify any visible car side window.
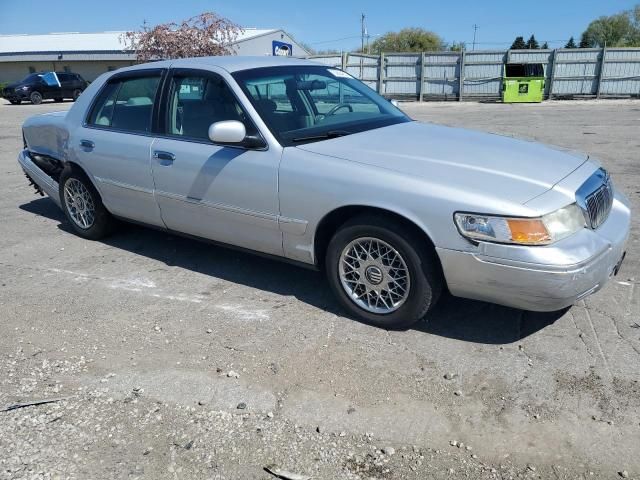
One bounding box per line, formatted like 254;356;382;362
166;73;252;141
87;75;161;133
41;72;60;87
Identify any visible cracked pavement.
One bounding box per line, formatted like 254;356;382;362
1;99;639;479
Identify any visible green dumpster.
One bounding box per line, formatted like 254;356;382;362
502;63;545;103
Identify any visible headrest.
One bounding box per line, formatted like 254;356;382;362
255;98;277;113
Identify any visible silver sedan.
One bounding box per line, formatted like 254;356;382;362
18;56;630;328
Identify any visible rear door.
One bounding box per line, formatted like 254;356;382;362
149;68;283;256
56;72;71;98
57;73;73;98
70;69;166;227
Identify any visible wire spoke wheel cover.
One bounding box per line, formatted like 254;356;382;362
339;237;411;314
64;178;96;229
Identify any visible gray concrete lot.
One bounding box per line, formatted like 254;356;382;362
1;99;639;479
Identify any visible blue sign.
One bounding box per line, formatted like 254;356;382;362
272;40;293;56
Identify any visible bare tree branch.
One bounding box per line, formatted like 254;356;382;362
123;12;243;63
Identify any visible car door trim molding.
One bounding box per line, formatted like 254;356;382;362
154;189;279;227
278;216;308;235
152;188;307;234
94;176;154;195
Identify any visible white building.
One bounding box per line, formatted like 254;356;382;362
0;29;309;83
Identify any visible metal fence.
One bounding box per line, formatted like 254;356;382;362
306;48;640;100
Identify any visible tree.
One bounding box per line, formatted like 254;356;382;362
510;36;527;49
565;36;577;48
526;34;540;49
298;41;316;55
580;7;640;47
628;4;640;45
579;32;591;48
315;48;342;55
367;28;444;53
449;41;466;52
541;41;549;49
123;12;242;62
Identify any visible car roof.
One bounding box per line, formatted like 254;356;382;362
114;56;323;74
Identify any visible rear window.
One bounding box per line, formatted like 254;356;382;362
87;74;161;133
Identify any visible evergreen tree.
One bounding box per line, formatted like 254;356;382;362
526;34;540;49
579;32;591;48
510;36;527;49
565;37;577;48
541;41;549;49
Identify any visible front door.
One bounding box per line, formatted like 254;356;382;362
150;68;282;256
70;69;165;227
39;72;62;100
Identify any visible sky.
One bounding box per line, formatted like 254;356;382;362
1;0;637;51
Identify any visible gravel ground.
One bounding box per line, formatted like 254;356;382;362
1;98;639;480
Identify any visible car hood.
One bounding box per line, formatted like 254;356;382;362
5;82;23;89
296;121;588;205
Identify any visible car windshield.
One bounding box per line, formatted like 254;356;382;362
20;73;44;83
232;66;410;146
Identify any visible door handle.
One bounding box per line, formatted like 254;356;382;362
80;139;94;150
153;151;176;163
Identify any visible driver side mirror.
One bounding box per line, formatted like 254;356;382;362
208;120;266;149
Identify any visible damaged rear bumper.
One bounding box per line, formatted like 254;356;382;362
18;149;61;207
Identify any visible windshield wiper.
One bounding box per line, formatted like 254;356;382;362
291;130;352;142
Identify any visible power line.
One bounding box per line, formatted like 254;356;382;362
307;35;363;46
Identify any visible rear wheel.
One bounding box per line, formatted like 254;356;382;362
325;215;442;329
72;89;82;101
59;166;115;240
30;91;43;105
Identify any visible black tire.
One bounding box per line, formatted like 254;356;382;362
325;214;442;329
54;97;63;103
72;89;82;101
30;91;43;105
9;99;21;105
59;165;115;240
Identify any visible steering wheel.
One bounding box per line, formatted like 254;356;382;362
325;103;353;116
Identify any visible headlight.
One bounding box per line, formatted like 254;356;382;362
19;86;29;91
454;204;585;246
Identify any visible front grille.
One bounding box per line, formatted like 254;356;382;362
577;169;613;229
585;180;613;229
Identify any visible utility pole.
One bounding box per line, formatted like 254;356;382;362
361;13;366;53
472;24;478;51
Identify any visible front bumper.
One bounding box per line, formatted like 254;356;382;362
3;89;28;101
437;190;630;312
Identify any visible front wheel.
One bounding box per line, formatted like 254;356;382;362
9;99;21;105
325;215;442;329
30;91;43;105
59;166;115;240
